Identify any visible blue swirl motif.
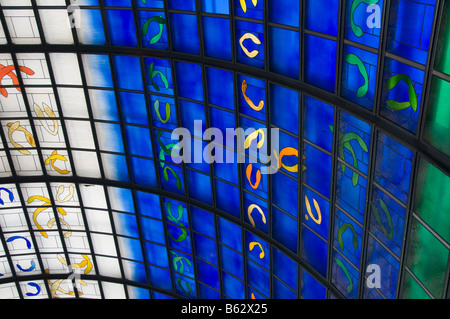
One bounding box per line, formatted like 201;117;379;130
6;236;36;274
26;282;41;297
0;188;14;205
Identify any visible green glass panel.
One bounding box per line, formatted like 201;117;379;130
414;158;450;243
423;76;450;157
435;2;450;75
405;218;449;298
400;271;431;299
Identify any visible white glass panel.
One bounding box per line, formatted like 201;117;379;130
39;10;74;44
15;53;51;86
65;120;95;149
36;0;66;5
102;282;126;299
0;22;7;45
3;9;41;44
34;231;63;252
85;209;112;233
72;151;101;178
58;87;89;118
0;208;28;232
78;280;101;299
50;53;82;85
95;122;124;152
0;258;12;279
91;233;116;257
10;149;43;177
20;183;50;206
95;256;121;278
79;184;106;209
0;283;19;299
40;253;67;274
0;184;21;208
59;207;85;231
0;90;27;119
0;151;12;178
0;0;31;6
64;231;89;252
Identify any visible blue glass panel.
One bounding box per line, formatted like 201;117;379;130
364;235;400;299
202;17;232;61
344;0;383;49
220;245;243;279
144;242;169;268
179;100;205;139
198;284;221;299
168;0;195;11
159;164;184;195
191;207;215;237
109;187;135;212
206;67;234;109
124;125;152;157
270;84;299;134
128;286;150;299
303;143;332;198
272;171;298;217
124;261;146;283
247;260;270;296
194;233;217;264
136;0;164;8
333;209;363;267
104;0;130;6
167;225;191;252
268;0;299;27
136;191;161;219
169;13;200;55
336;164;368;224
238;74;266;121
332;251;359;299
130;157;157;188
370;186;406;257
242;162;268;199
300;227;328;277
222;271;245;299
140;217;166;244
300;269;326;299
218;217;242;252
106;10;137;47
114;212;138;237
78;9;106;45
305;0;339;36
138;11;168;50
163;198;188;227
302;187;330;240
272;206;297;253
213;147;239;185
236;20;264;68
269;26;299;79
145;58;173;95
273;278;296;299
78;0;99;5
381;57;425;133
119;237;143;261
148;265;172;291
97;123;124;153
272;247;297;290
304;34;337;92
235;0;263;20
374;132;413;203
303;96;335;153
387;0;436;64
215;180;240;218
175;62;204;101
120;92;148;125
186;170;212;205
196;259;220;290
342;44;378;110
113;55;143;91
201;0;229;14
89;89;118;121
152;291;173;299
83;54;113;88
171;250;194;279
102;153;129;182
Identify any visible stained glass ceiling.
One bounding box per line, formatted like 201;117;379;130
0;0;448;301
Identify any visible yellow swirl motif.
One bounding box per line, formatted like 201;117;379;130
34;102;58;136
6;121;36;155
247;204;266;228
242;80;264;111
56;185;74;203
304;196;322;225
240;0;258;13
244;129;265;149
44;150;70;175
249;242;265;259
239;32;261;58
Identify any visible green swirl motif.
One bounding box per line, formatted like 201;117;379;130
157;130;182;190
371;199;394;240
337;223;359;251
335;258;353;294
345;53;369;98
142;15;166;45
149;62;169;91
350;0;380;37
329;125;369;187
386;74;419;112
154;99;171;124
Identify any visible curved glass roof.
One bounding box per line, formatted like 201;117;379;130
0;0;449;300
